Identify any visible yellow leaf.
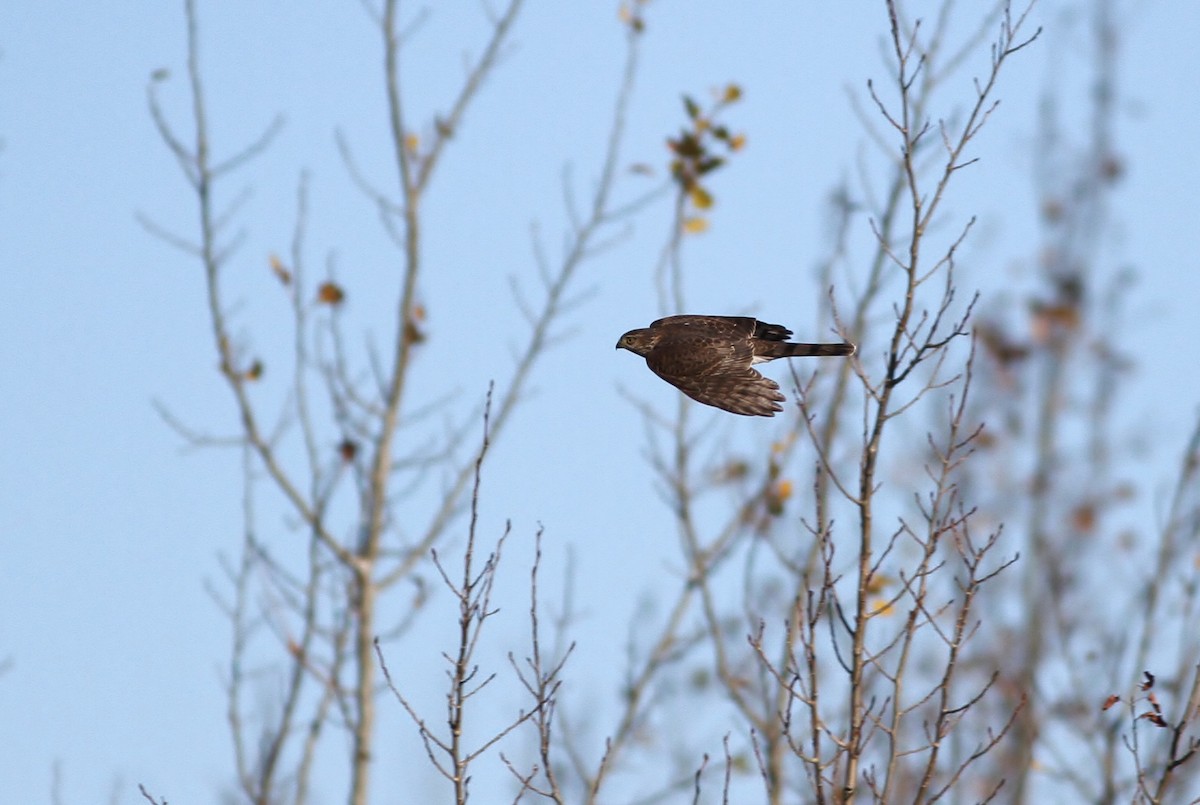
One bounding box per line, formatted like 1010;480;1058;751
869;598;895;617
682;217;709;234
404;132;420;154
689;185;714;210
723;83;743;103
729;133;747;151
775;479;793;500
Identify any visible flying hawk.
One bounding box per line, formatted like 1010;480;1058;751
616;315;855;416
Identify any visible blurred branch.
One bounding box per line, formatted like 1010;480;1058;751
377;0;650;591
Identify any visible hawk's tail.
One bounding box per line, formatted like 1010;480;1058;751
764;341;857;359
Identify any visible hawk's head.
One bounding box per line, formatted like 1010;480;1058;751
616;328;656;357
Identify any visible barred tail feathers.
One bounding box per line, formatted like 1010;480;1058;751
758;341;856;360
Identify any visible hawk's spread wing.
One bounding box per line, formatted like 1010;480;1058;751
648;359;785;416
643;316;785;416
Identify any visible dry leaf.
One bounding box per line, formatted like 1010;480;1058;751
714;459;749;483
317;281;345;305
404;319;426;346
1139;711;1168;728
1071;503;1097;533
269;254;292;286
865;574;894;596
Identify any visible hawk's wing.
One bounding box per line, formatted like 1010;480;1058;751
644;318;786;416
649;361;786;416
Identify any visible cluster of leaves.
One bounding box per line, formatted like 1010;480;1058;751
667;84;745;234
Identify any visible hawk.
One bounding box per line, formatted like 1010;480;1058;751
616;315;855;417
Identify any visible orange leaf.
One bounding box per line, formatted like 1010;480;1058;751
317;281;345;305
682;217;709;234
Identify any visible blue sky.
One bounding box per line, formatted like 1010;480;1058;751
2;1;1199;801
